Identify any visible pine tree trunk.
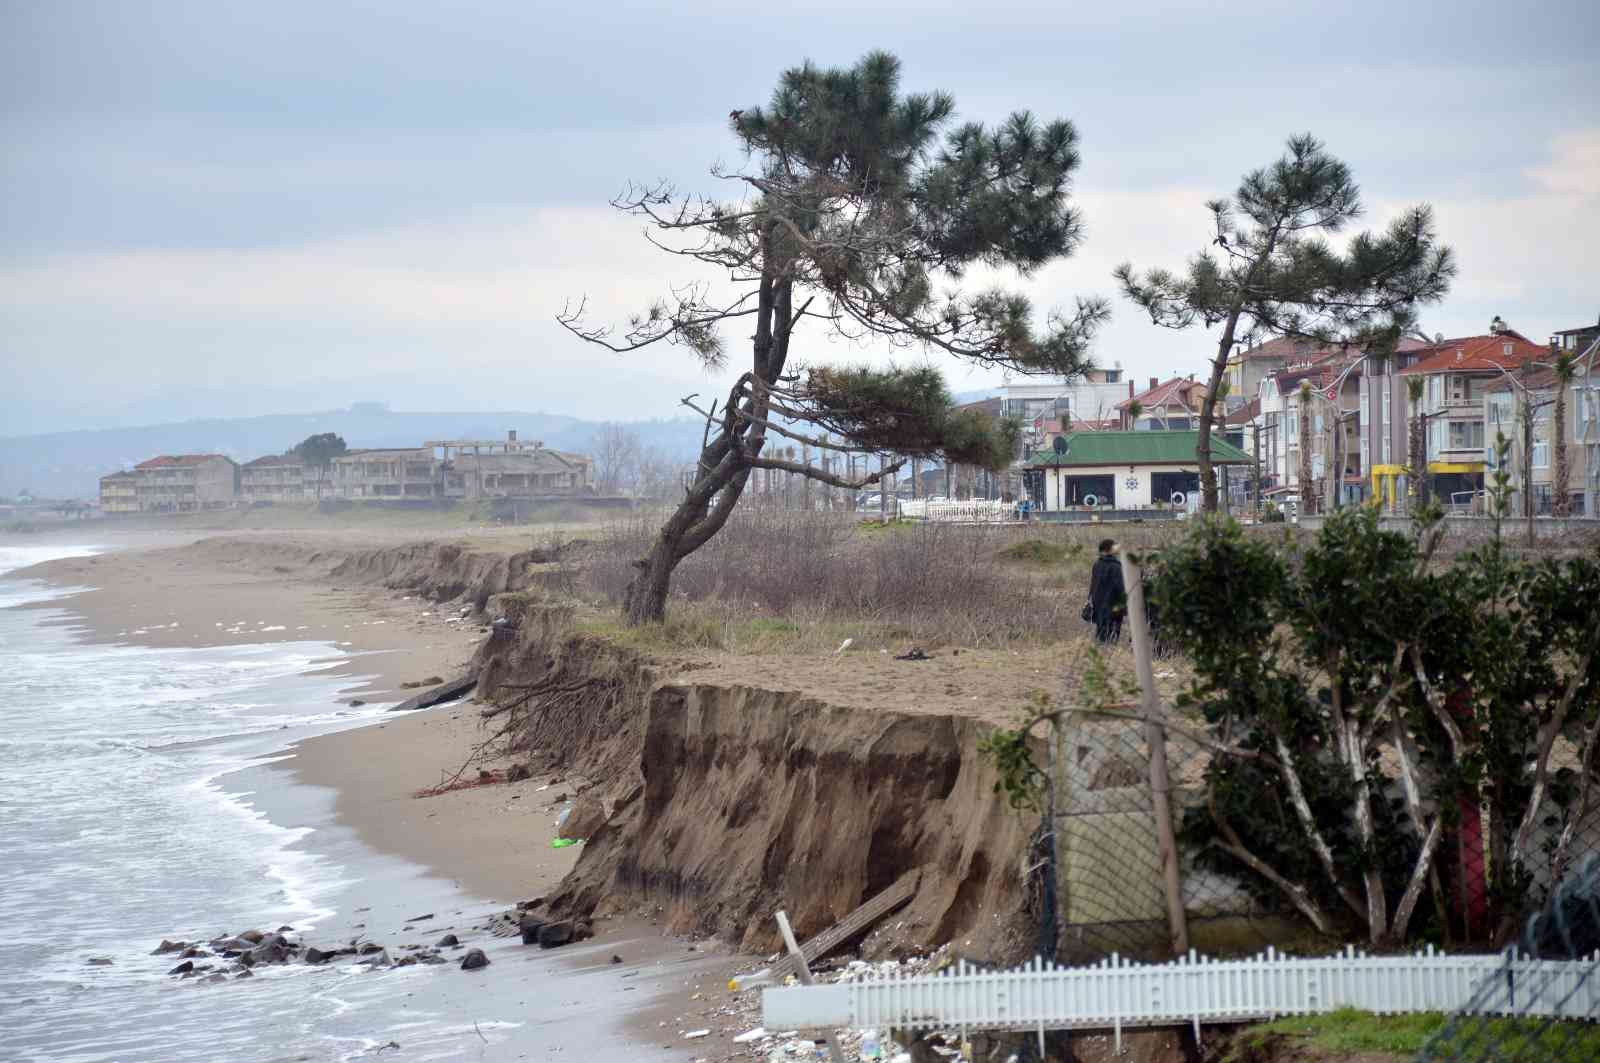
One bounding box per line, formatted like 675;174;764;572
1195;315;1241;513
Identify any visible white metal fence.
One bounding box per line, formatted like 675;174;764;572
763;946;1600;1044
896;499;1015;522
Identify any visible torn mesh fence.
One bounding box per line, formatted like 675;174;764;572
1417;853;1600;1060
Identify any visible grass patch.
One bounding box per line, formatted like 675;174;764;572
1227;1007;1600;1060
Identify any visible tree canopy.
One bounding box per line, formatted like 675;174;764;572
559;51;1106;623
291;432;347;467
1116;134;1455;511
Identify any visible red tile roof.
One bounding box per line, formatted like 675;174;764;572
1224;397;1262;426
1118;376;1205;411
243;454;302;468
1399;332;1545;376
134;454;232;469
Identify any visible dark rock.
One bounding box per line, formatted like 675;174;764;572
406;912;434;922
237;951;255;968
348;699;366;707
459;948;490;970
303;947;333;965
237;930;265;944
537;923;573;950
507;763;532;782
574;922;594;942
235;970;253;979
179;946;205;959
437;934;459;948
610;954;623;965
151;939;186;955
356;942;384;955
395;955;418;967
85;957;113;966
518;915;544;945
167;961;194;976
249;943;289;965
276;925;294;932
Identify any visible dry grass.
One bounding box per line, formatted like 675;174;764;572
574;508;1194;652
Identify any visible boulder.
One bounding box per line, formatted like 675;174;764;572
507;763;532;783
85;957;113;966
151;939;186;955
356;942;385;955
167;960;194;976
459;948;490;970
303;947;333;965
518;915;544;945
437;934;460;948
249;943;289;965
237;930;265;944
559;795;607;841
537;923;573;950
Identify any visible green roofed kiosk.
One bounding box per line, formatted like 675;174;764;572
1022;430;1252;514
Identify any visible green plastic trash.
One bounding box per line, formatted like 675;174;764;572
550;837;579;849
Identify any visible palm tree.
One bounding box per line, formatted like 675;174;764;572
1551;352;1576;518
1299;382;1316;515
1407;377;1427;511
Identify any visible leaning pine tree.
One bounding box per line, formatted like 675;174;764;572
560;52;1107;623
1115;135;1455;512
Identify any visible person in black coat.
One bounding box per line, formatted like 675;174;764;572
1087;538;1125;643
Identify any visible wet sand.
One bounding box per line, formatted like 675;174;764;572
11;525;739;1058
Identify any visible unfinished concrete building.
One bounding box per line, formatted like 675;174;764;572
427;431;594;500
329;448;442;500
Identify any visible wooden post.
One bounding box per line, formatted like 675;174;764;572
775;911;845;1062
1050;711;1072;962
1119;551;1190;957
879;455;890;524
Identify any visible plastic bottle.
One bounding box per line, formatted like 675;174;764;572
859;1029;882;1060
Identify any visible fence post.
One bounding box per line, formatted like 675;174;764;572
1120;551;1190;957
1051;710;1072;962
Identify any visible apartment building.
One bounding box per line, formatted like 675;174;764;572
240;455;311;503
1483;335;1600;515
131;455;239;512
1384;327;1545;507
97;471;139;513
1116;376;1208;431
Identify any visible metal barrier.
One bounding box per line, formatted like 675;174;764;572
763;946;1600;1050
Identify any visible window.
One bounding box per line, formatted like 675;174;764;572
1533;440;1550;469
1447;421;1484;451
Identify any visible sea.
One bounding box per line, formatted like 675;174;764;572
0;543;693;1063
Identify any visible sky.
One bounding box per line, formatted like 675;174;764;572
3;0;1597;437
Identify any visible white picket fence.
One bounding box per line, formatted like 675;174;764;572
763;945;1600;1044
896;499;1015;523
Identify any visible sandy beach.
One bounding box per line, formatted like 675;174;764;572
5;522;757;1060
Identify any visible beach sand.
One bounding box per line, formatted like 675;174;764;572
10;523;747;1058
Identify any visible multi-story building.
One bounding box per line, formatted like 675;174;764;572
1000;364;1129;430
1224;335;1331;413
131;455;239;512
240;455;311;503
1385;327;1546;508
1116;376;1208;430
97;471;139;513
428;432;594;500
330;448;442;500
1483;334;1600;516
1253;351;1364;509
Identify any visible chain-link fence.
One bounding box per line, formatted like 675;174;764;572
1039;699;1249;965
1417;854;1600;1059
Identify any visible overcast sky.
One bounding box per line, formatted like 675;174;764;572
3;0;1596;436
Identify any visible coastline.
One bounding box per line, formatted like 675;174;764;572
5;528;740;1059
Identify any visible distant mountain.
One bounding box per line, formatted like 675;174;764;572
0;406;705;499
